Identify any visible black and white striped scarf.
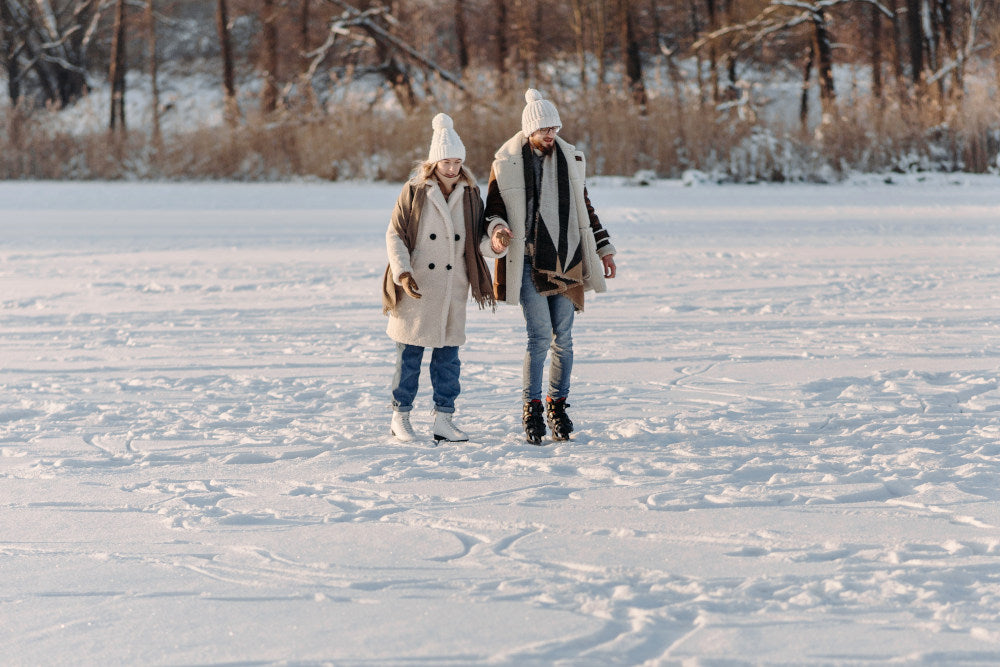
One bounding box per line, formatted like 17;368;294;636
522;141;584;308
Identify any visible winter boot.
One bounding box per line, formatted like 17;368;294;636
433;411;469;442
546;397;573;441
522;399;546;445
390;410;416;442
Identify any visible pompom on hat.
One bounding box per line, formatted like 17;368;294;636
427;112;466;163
521;88;561;138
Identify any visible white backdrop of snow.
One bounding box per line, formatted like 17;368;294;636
3;176;1000;664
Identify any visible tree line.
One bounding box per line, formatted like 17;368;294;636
1;1;998;176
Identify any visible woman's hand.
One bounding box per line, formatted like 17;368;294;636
491;226;511;254
399;272;421;299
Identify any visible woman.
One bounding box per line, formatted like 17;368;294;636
382;113;507;442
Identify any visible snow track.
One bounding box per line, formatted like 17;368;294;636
3;178;1000;664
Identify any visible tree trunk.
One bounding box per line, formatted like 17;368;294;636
297;0;318;111
870;3;883;101
687;0;706;107
369;3;417;112
455;0;468;73
517;1;531;83
922;0;939;73
0;0;19;103
300;0;310;71
495;0;508;93
619;0;647;106
261;0;279;114
216;0;239;126
595;0;607;86
383;58;416;111
569;0;588;91
888;0;907;96
905;0;924;84
706;0;719;103
146;0;161;147
526;0;541;83
937;0;960;95
800;43;814;129
811;6;836;119
108;0;127;131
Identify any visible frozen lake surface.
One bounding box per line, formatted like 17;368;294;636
3;176;1000;665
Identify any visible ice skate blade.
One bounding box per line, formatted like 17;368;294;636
434;434;469;443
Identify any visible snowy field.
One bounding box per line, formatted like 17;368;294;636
3;176;1000;665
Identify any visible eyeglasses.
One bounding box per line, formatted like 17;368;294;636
538;126;559;135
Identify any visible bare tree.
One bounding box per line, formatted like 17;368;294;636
696;1;851;121
706;0;720;102
905;0;924;82
495;0;509;92
594;0;608;86
300;0;311;71
619;0;647;106
869;2;884;101
455;0;469;73
569;0;589;89
109;0;127;131
888;0;907;94
0;0;20;102
216;0;239;126
146;0;161;147
261;0;279;114
800;41;814;127
303;0;470;111
810;2;836;118
0;0;101;107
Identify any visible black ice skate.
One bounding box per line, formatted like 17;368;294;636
522;400;546;445
545;397;573;441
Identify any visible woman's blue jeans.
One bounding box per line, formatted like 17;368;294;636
391;343;460;413
520;261;575;402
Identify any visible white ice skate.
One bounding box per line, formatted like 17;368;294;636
432;411;469;442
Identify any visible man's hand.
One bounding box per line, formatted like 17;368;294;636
602;254;617;279
491;226;511;254
399;272;421;299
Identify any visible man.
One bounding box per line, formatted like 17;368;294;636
484;89;617;445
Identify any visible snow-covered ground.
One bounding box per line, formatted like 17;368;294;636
3;176;1000;665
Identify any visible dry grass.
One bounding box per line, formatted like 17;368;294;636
1;80;997;182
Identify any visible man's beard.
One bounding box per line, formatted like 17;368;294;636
530;137;555;156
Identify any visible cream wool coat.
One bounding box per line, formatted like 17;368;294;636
487;133;614;307
386;178;500;348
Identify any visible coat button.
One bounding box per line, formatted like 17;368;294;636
455;234;460;241
446;264;452;270
430;233;437;240
429;263;435;269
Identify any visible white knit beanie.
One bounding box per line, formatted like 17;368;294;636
427;113;466;163
521;89;562;138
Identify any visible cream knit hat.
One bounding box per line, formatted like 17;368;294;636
521;89;561;138
427;113;466;163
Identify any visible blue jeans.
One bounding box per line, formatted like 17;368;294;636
391;343;460;413
520;261;575;402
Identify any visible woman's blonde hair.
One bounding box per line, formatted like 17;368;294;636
411;160;475;186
